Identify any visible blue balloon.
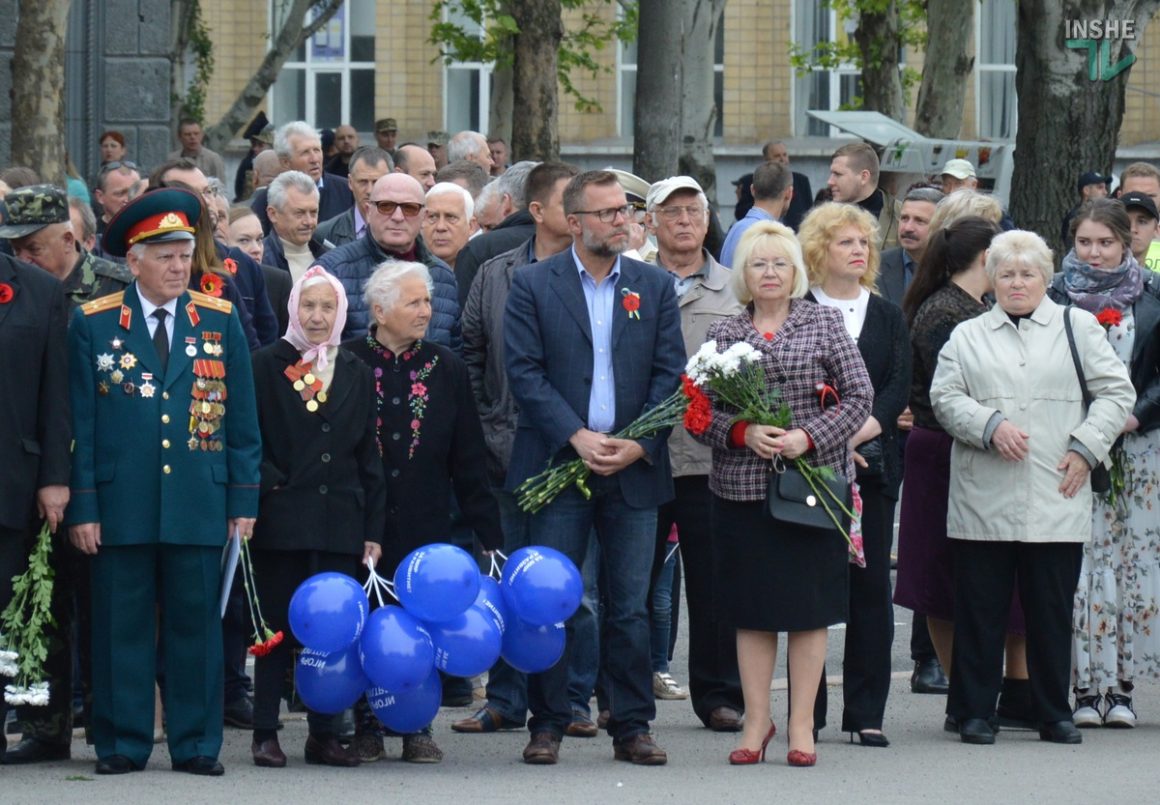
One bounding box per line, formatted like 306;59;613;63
367;668;442;734
501;617;566;673
359;605;435;692
426;605;503;677
288;572;369;653
394;543;481;622
295;643;369;714
474;576;509;635
501;546;583;626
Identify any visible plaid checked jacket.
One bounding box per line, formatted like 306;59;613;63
697;301;874;501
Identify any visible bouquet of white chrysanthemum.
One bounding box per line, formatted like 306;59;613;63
0;522;55;707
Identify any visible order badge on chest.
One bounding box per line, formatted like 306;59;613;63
189;351;227;452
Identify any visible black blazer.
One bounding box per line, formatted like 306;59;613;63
1048;271;1160;434
261;264;292;339
0;255;70;530
251;173;354;235
783;171;814;232
877;247;909;308
808;290;911;497
250;339;386;554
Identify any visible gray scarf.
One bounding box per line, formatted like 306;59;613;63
1060;249;1144;312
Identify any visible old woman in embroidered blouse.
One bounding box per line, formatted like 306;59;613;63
345;260;503;574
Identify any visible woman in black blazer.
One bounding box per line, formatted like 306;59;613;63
248;266;386;769
800;204;911;747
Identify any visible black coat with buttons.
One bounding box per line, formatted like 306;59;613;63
344;333;503;572
250;339;386;555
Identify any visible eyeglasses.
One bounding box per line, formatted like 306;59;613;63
655;204;705;222
746;259;793;274
370;200;424;218
572;205;633;223
99;160;139;175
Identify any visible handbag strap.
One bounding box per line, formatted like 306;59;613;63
1062;306;1094;410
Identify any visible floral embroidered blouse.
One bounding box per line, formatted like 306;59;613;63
345;332;503;569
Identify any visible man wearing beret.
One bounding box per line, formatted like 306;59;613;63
0;185;132;764
65;188;262;776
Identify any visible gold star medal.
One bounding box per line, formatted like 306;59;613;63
119;353;137;370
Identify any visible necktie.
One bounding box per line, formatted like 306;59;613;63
152;308;169;373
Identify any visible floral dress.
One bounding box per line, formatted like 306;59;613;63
1073;309;1160;688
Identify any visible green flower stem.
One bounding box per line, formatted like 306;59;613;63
0;522;55;687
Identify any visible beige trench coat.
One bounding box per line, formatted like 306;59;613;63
667;253;743;478
930;297;1135;543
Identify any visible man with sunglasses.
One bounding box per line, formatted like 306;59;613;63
317;173;461;351
504;170;685;766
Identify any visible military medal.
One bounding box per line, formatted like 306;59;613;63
110;369;124;384
202;332;223;356
283;360;326;413
97;353;115;372
98;381;109;396
123;381;136;395
140;374;155;398
189;357;227;451
110;337;123;350
119;353;137;370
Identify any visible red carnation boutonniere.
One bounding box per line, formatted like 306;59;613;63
1095;307;1123;331
200;273;223;297
0;282;13;304
621;287;641;319
223;257;238;275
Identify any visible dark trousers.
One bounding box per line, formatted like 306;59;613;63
652;475;742;724
222;567;252;704
840;478;895;731
910;614;937;662
947;539;1082;724
250;548;358;737
90;543;224;766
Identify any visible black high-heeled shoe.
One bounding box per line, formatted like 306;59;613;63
849;730;890;748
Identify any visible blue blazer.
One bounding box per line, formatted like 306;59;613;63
503;249;685;509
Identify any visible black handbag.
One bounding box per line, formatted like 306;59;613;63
854;436;885;476
766;458;852;532
1062;307;1112;494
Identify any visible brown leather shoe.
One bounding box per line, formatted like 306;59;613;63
564;712;598;738
304;734;360;767
596;709;611;729
251;738;287;768
451;705;525;733
522;732;561;765
708;706;743;732
613;732;668;765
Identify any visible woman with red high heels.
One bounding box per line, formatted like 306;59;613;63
692;221;872;766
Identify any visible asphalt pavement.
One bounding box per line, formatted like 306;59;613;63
3;600;1158;804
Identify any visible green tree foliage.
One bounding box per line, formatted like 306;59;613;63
429;0;638;112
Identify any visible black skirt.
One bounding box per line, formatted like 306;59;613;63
711;495;848;632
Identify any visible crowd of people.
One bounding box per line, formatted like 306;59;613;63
2;117;1159;778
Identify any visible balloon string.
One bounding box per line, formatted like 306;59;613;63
495;549;508;561
383;578;400;603
664;543;680;564
488;553;503;579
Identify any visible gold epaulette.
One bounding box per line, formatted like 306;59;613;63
80;291;124;316
188;289;234;314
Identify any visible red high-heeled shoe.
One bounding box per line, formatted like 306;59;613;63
728;721;777;765
786;748;817;767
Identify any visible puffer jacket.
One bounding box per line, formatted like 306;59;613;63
317;233;461;352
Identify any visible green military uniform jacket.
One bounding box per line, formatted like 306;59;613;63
65;283;261;544
62;248;133;311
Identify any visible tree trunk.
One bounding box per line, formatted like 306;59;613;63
202;0;343;152
677;0;725;203
509;0;563;162
912;0;974;137
1010;0;1160;256
854;1;905;122
489;58;514;143
11;0;71;186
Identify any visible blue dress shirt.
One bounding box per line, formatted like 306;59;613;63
572;246;620;433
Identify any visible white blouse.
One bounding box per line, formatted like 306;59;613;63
811;286;870;340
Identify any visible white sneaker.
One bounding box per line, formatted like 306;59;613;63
652;671;689;700
1072;692;1103;728
1103;691;1137;728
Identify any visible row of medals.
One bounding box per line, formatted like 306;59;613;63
294;370;328;412
190;347;227;450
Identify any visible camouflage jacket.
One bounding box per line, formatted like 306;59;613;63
62;247;133;312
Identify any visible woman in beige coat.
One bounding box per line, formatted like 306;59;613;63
930;230;1135;747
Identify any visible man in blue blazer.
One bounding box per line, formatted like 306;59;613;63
504;170;685;766
65;189;261;777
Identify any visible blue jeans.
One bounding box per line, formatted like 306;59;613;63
526;483;657;740
483;489;532;722
567;537;600;715
650;545;679;673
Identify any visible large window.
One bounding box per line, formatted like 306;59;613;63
618;24;725;138
270;0;376;132
793;1;863;137
976;0;1017;139
443;7;492;133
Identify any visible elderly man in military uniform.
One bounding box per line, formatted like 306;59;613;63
65;188;261;776
0;185;133;764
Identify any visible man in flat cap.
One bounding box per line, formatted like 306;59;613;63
65;188;261;777
0;185;132;764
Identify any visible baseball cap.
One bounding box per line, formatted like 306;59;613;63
1077;170;1113;193
0;184;69;239
376;118;398;133
940;159;976;180
426;130;450;147
646;176;704;209
1120;190;1159;220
